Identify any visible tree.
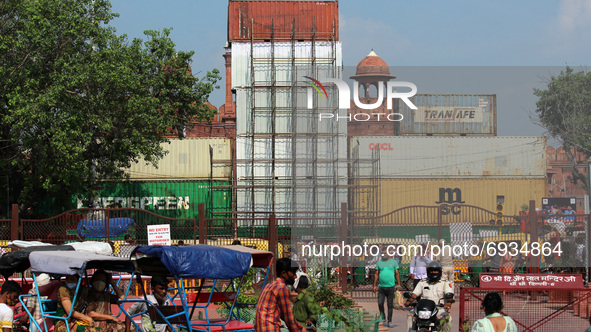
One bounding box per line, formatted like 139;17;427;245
0;0;221;217
534;66;591;192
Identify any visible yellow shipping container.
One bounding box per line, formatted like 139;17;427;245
359;178;545;222
124;138;232;180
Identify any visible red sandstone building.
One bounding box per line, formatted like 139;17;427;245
347;51;400;136
547;146;589;210
177;52;236;139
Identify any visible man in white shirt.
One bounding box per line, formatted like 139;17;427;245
409;244;433;289
405;262;454;332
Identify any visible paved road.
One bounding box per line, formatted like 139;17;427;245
354;297;460;331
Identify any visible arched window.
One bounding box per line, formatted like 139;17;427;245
368;83;378;99
358;83;366;98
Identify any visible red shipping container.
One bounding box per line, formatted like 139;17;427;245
228;1;339;41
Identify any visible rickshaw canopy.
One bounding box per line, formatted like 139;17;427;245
0;241;114;277
131;245;253;279
0;245;75;277
29;251;134;276
222;245;274;268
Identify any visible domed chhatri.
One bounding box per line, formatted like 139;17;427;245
351;50;396;80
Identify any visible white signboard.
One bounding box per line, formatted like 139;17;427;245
413;107;483;122
147;224;171;246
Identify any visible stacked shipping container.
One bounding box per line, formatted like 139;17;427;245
350;136;547;216
227;0;339;42
84;138;234;221
123;138;232;180
398;94;497;136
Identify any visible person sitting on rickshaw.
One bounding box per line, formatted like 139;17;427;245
125;276;172;332
25;273;62;332
86;270;125;332
0;281;22;332
54;275;94;332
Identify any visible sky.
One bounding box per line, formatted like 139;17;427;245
109;0;591;139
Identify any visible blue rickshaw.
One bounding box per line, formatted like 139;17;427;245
20;251;135;332
122;244;273;332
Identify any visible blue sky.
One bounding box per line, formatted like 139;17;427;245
109;0;591;138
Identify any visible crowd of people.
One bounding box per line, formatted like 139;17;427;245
361;242;526;331
253;255;524;332
0;240;569;332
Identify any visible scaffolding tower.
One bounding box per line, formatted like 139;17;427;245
234;20;346;220
212;5;380;245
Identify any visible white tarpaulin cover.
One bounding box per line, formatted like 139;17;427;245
68;241;112;256
8;240;53;248
29;251;133;275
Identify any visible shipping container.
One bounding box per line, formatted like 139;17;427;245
350;136;546;178
228;1;339;42
123;138;232;180
75;180;232;219
360;178;546;219
398;94;496;135
231;42;342;89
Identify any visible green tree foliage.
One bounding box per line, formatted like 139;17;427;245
534;66;591;192
0;0;220;216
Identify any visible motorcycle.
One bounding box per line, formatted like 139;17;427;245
404;292;453;332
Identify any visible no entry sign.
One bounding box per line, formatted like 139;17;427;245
147;224;171;246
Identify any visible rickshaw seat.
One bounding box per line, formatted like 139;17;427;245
186;292;237;303
147;291;237;324
147;291;252;332
148;305;187;324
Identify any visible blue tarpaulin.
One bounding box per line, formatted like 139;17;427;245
77;218;134;238
132;245;252;279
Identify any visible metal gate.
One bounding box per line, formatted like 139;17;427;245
349;204;524;300
20;207;197;245
460;287;591;332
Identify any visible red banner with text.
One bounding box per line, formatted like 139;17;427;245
479;273;584;289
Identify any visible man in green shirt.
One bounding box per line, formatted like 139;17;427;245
373;246;400;328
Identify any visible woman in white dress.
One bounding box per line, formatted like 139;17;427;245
471;292;517;332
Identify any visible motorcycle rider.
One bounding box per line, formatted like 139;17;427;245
405;261;454;331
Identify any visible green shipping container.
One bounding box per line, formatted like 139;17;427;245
76;181;232;221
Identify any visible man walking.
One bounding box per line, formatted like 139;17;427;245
373;246;400;328
255;258;307;332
